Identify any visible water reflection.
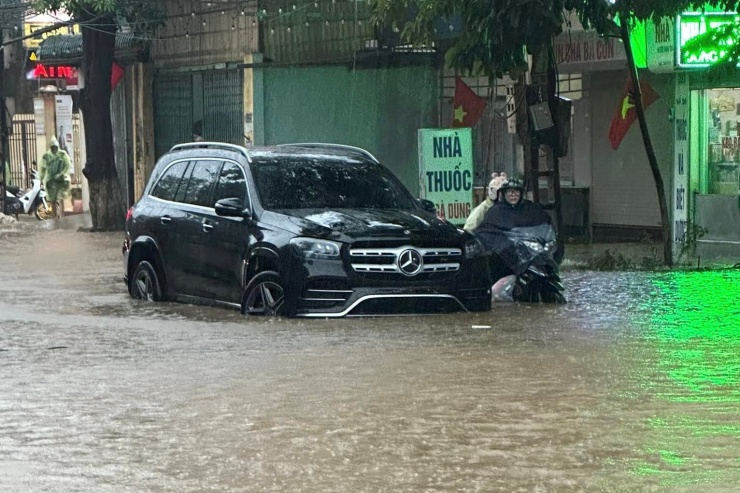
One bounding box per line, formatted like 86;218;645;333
623;270;740;487
2;226;740;491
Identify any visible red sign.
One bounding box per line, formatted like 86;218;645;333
33;64;78;79
28;62;123;90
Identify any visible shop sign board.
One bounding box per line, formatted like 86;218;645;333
677;11;740;68
553;30;627;72
418;128;474;226
672;74;690;257
54;95;75;176
646;17;676;73
33;98;45;136
23;20;79;49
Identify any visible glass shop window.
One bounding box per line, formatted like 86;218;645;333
708;89;740;196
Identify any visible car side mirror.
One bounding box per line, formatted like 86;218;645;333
419;199;437;214
215;197;252;219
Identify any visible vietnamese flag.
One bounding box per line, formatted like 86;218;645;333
452;77;487;128
111;62;125;90
608;77;660;150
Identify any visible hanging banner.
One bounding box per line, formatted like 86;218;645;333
418;128;474;225
54;95;75;175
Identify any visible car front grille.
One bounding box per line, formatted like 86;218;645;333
349;246;462;278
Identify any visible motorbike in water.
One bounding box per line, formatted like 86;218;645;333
476;222;566;304
2;169;54;220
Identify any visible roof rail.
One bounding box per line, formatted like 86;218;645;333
276;143;379;163
170;142;252;163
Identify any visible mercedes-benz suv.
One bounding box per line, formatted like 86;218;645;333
123;142;491;317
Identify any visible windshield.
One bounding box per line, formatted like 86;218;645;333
504;224;557;243
252;158;418;210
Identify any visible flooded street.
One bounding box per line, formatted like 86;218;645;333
1;221;739;492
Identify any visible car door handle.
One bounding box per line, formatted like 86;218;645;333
160;216;172;225
202;222;214;232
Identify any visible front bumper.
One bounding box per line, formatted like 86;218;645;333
287;254;491;317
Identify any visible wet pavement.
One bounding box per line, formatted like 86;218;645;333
1;216;739;492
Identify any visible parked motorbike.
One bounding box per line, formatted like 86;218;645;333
476;223;566;304
3;169;54;220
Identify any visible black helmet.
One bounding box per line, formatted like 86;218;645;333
498;178;525;203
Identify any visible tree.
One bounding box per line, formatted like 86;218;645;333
370;0;740;266
33;0;163;231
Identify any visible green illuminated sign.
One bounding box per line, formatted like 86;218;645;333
678;12;740;68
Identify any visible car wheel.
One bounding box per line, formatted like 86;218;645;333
34;202;54;220
130;260;163;302
241;271;285;316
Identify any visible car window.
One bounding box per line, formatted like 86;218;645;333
150;161;190;202
252;159;417;210
180;160;221;207
213;162;247;205
174;162;195;203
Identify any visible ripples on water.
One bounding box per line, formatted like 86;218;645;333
1;229;739;491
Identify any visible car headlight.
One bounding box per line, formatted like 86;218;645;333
290;237;342;260
544;240;556;252
464;237;485;258
522;240;544;253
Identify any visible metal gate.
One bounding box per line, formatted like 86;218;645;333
153;73;193;158
8;114;37;189
153;69;244;158
202;70;244;145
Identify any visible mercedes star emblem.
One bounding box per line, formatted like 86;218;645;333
398;249;423;276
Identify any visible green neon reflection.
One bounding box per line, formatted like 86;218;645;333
628;271;740;485
645;271;740;401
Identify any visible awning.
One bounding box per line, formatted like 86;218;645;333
37;32;149;65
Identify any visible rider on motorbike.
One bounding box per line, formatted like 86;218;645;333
476;179;552;275
473;178;565;303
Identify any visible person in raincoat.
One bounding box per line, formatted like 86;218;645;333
463;172;507;232
40;136;71;217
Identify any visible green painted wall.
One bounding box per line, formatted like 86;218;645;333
256;65;439;195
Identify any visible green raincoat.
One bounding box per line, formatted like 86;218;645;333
40;137;71;202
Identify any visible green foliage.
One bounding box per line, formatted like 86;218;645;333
586;249;635;271
682;20;740;79
32;0;164;33
677;222;708;263
370;0;740;79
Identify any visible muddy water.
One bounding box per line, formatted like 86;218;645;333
1;224;739;492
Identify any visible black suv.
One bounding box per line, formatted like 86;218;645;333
123;142;491;317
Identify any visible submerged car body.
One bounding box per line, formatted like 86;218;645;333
123;142;491;317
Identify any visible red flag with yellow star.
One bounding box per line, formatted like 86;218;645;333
608;77;659;150
452;77;487;128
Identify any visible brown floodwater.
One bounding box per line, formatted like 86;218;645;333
1;222;739;492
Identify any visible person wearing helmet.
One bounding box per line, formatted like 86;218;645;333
496;178;526;207
463;172;507;232
481;178;550;228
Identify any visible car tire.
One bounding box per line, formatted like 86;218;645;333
130;260;163;302
241;271;285;316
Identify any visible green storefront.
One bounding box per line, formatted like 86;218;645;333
645;9;740;260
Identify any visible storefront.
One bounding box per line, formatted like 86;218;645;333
676;11;740;258
641;8;740;260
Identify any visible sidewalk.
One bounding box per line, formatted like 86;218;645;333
562;240;738;270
